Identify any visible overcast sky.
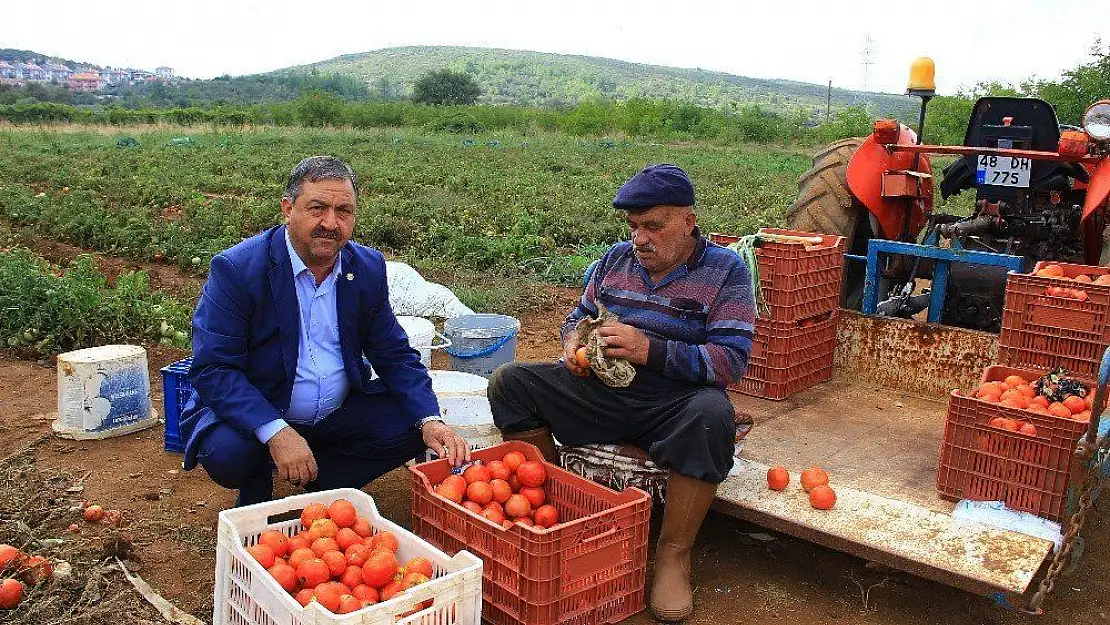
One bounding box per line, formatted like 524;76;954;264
3;0;1106;95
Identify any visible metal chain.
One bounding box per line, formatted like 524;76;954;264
1025;439;1109;614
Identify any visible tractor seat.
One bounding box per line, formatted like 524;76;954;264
941;96;1069;199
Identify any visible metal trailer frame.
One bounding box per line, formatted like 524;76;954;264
853;239;1025;324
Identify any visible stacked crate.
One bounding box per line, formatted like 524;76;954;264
713;228;845;400
936;260;1107;523
997;261;1110;377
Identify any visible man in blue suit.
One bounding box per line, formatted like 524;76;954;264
178;156;469;506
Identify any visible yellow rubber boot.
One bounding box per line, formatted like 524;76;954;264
650;472;718;621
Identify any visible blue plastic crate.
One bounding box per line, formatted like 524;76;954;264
159;357;193;453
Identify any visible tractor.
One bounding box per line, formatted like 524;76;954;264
787;57;1110;331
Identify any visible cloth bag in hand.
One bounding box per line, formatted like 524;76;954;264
576;302;636;388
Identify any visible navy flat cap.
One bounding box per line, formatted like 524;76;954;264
612;164;695;211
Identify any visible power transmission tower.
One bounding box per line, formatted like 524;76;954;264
826;80;832;123
861;34;874;91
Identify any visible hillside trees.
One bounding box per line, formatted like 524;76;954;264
294;90;346;126
923;96;977;146
920;42;1110;142
412;69;481;105
1033;42;1110;125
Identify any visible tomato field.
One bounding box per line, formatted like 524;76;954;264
0;125;815;356
0;127;809;272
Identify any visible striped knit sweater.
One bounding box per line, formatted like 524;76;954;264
562;230;756;388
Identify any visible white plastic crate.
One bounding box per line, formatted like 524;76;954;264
214;488;482;625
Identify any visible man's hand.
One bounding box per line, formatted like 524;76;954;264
562;335;590;377
423;421;470;467
597;321;651;365
267;427;318;487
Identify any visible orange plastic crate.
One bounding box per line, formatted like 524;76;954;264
409;441;651;625
730;346;835;401
711;229;844;323
935;365;1093;522
758;272;841;322
750;311;838;370
999;261;1110;377
727;308;837;400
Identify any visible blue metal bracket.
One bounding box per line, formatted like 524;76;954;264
861;240;1025;323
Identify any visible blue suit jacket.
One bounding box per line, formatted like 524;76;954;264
178;225;439;470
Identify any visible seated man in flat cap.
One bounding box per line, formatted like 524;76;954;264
488;163;755;622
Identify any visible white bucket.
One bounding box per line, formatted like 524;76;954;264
397;316;451;369
427;370;502;456
54;345;159;440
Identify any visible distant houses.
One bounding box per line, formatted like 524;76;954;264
0;59;175;91
68;72;103;93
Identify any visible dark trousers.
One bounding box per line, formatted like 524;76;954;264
488;362;735;483
195;391;425;506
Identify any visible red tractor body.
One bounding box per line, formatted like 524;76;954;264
790;96;1110;330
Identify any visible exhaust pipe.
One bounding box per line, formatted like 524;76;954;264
936;215;1001;239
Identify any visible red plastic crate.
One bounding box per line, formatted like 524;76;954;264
758;271;841;322
728;309;838;400
936;365;1093;522
730;346;835;401
750;311;838;369
409;441;651;625
711;229;844;323
998;261;1110;377
752;227;846;286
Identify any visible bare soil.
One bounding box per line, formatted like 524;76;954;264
0;242;1107;624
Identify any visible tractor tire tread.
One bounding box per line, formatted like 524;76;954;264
786;137;866;240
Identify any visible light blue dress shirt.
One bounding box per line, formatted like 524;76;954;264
254;232;351;443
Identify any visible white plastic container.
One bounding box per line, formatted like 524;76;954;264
426;370;503;460
54;344;158;440
430;370;492;426
214;488;482;625
397;316;450;369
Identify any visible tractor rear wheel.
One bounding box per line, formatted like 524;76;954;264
786;137;872;309
786;137;865;237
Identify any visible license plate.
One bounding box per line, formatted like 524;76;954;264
976;154;1031;188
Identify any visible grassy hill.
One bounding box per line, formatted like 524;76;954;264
3;45;918;120
0;48;92;69
290;46;918;119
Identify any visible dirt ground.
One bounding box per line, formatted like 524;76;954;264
1;243;1108;624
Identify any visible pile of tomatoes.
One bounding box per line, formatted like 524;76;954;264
766;466;836;510
248;499;434;615
973;374;1092;424
1035;263;1110;300
433;450;560;529
0;544;54;610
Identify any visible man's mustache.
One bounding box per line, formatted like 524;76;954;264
312;228;340;240
635;245;656;253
